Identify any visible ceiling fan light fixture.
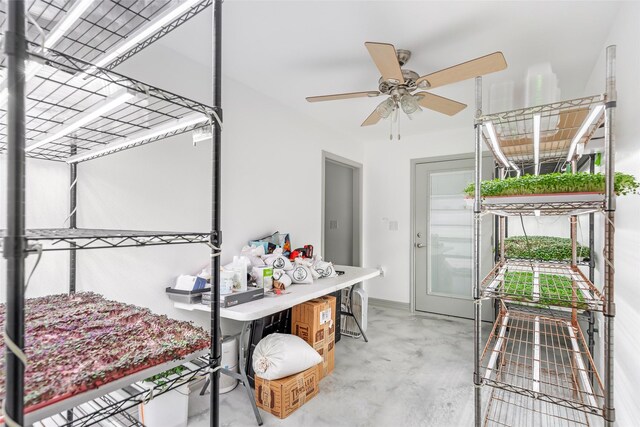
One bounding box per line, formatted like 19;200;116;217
400;94;420;115
376;98;396;119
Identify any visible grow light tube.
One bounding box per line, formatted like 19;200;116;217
484;121;510;168
566;104;604;162
67;113;209;163
533;114;541;175
0;0;95;107
508;161;521;177
533;316;541;394
44;0;95;49
26;89;134;152
84;0;200;75
485;314;510;379
566;323;598;410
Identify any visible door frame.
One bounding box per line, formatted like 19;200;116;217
321;151;363;267
410;152;493;314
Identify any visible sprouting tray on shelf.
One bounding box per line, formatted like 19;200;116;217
481;260;603;311
479;192;605;216
0;292;210;425
481;306;604;415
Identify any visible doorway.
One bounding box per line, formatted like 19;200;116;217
411;154;493;320
322;152;362;266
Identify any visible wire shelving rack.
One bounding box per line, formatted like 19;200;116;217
472;46;617;426
1;1;224;426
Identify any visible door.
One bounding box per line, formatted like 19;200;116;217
323;154;362;266
413;157;493;320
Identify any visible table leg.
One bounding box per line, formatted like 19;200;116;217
198;322;263;426
342;285;368;342
239;321;263;426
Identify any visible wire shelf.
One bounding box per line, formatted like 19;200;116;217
484;387;592;427
482;260;603;312
480;193;605;216
29;354;210;427
0;46;213;162
0;228;211;251
480;95;605;165
0;0;210;70
481;307;604;415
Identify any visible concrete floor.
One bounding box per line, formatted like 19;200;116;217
189;305;488;427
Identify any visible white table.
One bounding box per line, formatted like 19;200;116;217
174;265;380;320
173;265;380;425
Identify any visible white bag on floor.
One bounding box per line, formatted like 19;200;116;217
252;333;322;380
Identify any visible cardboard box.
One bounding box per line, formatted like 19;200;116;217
255;364;321;419
292;295;336;379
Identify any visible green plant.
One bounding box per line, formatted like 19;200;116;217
464;172;640;197
505;236;589;262
502;271;588;309
145;365;187;386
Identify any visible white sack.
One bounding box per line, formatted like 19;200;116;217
252;333;321;380
241;246;266;267
287;263;314;284
272;269;292;288
263;253;293;271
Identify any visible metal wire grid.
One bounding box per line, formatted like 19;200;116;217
481;308;604;415
0;1;209;68
480;95;605;165
0;228;211;252
482;260;603;311
484;387;592;427
0;47;213;161
31;355;210;427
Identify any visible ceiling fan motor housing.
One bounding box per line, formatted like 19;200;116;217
379;69;419;94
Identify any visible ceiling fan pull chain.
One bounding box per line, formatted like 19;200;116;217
389;116;393;141
397;114;401;140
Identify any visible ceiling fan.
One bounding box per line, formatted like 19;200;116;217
306;42;507;137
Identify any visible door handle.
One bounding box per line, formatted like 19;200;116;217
415;243;425;248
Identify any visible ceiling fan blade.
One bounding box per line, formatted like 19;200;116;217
365;42;405;84
416;52;507;89
306;91;380;103
415;92;467;116
361;108;382;126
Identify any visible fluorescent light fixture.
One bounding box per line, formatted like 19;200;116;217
566;104;604;162
26;89;134;152
89;0;200;71
0;0;93;106
485;121;510;168
44;0;95;49
533;114;541;175
67;113;209;163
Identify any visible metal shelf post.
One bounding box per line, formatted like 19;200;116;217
603;44;616;426
473;76;483;427
4;0;27;424
211;1;223;426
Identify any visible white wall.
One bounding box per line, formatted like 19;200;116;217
0;157;69;300
582;3;640;424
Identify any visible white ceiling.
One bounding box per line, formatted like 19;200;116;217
157;1;621;141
